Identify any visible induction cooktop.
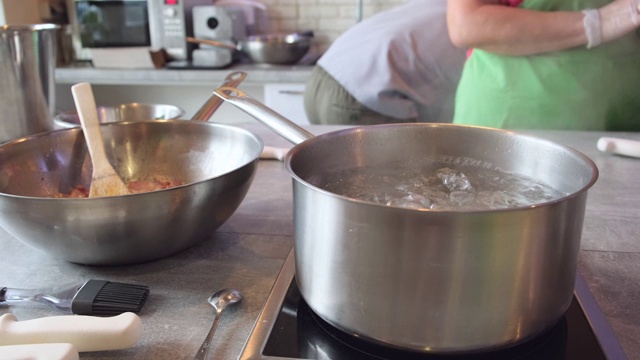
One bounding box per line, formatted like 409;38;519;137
239;250;627;360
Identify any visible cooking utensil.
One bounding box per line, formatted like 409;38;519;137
193;71;247;122
259;146;289;161
54;103;185;129
0;75;263;265
0;280;149;316
597;137;640;158
193;72;285;162
194;289;243;360
0;24;59;143
0;343;78;360
214;87;599;353
71;82;130;197
0;312;141;352
187;33;311;65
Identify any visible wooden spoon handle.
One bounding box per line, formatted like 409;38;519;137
71;82;129;197
71;83;113;177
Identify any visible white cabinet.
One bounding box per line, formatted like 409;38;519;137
264;83;309;125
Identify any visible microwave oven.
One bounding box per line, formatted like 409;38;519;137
67;0;193;61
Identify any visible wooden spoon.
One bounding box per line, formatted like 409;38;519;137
71;82;129;197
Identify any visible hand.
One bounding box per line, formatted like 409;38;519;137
598;0;640;44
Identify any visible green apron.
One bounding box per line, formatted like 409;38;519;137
453;0;640;130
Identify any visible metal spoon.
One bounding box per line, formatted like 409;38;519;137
193;289;243;360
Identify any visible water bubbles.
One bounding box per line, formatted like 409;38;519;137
386;193;431;209
436;168;474;192
318;163;566;211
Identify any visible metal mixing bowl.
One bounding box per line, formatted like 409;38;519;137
0;120;262;265
54;103;185;128
241;33;311;65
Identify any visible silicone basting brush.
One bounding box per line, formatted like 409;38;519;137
0;279;150;316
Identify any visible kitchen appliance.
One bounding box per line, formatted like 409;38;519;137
214;87;599;353
0;24;59;144
193;5;246;40
239;250;627;359
168;1;272;68
190;5;242;67
67;0;191;61
215;0;269;36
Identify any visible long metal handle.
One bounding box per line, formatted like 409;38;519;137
213;86;315;145
193;307;223;360
0;282;82;311
277;90;304;95
186;36;237;51
191;71;247;122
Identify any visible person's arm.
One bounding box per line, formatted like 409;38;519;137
447;0;640;56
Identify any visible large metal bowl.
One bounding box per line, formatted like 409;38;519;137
0;120;262;265
188;33;312;65
54;103;185;128
241;33;311;65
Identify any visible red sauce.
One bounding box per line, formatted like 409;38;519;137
58;178;183;198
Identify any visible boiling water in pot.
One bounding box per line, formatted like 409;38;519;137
316;163;567;211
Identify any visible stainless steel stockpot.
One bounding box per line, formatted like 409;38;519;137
214;87;599;353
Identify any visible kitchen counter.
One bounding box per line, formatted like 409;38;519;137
55;62;314;86
1;124;639;359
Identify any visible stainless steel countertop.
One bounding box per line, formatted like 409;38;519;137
1;124;639;359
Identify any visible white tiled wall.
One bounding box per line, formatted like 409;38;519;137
259;0;405;52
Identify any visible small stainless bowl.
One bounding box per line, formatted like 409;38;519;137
54;103;185;128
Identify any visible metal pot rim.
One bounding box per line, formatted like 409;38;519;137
284;123;599;214
0;120;264;201
1;24;61;32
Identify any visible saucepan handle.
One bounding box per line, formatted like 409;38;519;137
191;71;248;122
214;86;315;145
597;137;640;158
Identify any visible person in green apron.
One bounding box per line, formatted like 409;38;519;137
447;0;640;130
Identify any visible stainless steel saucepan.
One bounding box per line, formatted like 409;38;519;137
0;73;263;265
213;87;599;353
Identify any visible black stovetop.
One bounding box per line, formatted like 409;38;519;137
239;250;627;360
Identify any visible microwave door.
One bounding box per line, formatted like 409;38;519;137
75;0;151;48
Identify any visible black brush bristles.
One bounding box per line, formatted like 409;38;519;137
71;279;150;316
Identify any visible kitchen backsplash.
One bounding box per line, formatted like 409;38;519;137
257;0;405;52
